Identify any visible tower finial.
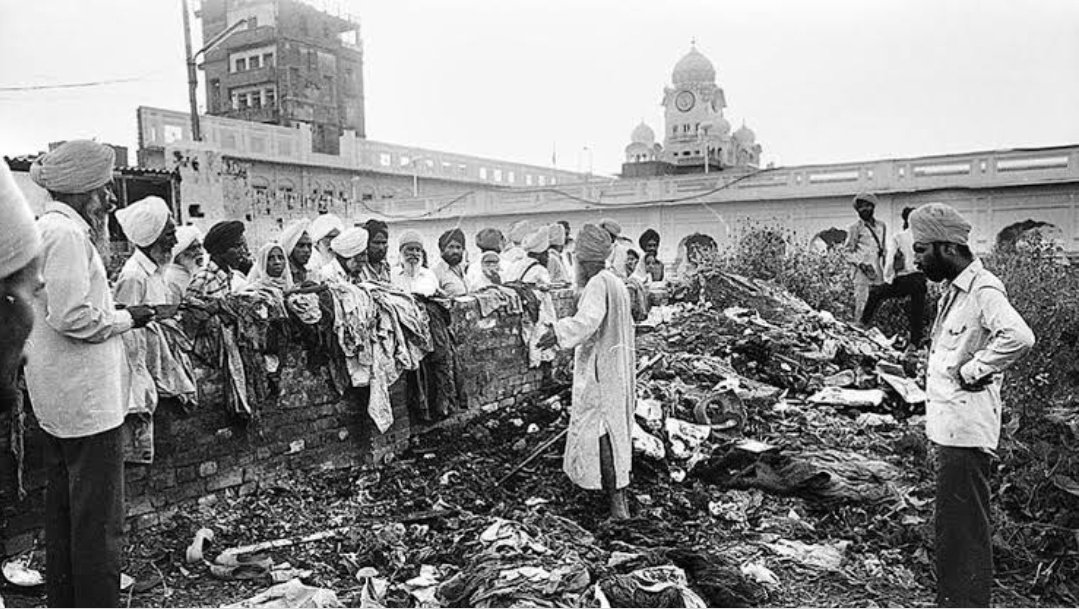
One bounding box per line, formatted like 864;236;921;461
691;37;697;48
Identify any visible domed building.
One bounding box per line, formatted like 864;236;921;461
622;43;762;177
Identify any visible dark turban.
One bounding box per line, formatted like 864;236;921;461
639;228;660;249
438;228;466;251
204;220;246;256
576;224;613;263
363;219;388;240
476;227;503;252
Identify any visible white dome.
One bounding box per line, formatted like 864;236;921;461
631;122;655;145
706;115;731;136
733;123;756;144
672;46;716;85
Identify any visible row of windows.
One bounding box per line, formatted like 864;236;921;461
231;49;275;73
230;86;276;110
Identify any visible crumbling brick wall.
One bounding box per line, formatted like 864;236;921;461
0;289;577;553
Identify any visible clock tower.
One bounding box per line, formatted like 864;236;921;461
662;44;729;168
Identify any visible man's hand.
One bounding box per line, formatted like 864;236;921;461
858;263;876;278
950;366;992;392
127;305;156;328
537;326;558;349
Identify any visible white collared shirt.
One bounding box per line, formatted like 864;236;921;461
115;249;170;306
926;259;1035;449
24;202;133;438
433;259;468;297
391;264;439;296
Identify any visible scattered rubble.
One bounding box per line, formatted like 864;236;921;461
10;269;1067;608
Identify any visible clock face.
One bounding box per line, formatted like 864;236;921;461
675;90;695;112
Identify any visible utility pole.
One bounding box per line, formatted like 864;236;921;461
182;0;201;141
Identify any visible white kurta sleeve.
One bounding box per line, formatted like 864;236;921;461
42;225;131;342
553;276;606;349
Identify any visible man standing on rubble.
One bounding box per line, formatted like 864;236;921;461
911;202;1034;607
538;224;635;520
25;140;155;607
860;206;928;347
844;193;888;322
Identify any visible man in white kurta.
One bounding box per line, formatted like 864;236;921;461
25;140;155;607
540;223;635;519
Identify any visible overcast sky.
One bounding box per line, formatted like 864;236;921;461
2;0;1078;176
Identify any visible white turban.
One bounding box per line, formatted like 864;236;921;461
398;230;424;250
522;227;549;253
30;140;116;194
309;213;344;243
115;196;171;247
171;225;203;260
279;219;310;257
0;162;41;278
331;227;369;258
507;220;533;245
909;203;972;246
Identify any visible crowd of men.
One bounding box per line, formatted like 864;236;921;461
0;139;1035;608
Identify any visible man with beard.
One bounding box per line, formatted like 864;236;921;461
434;228;468;297
638;228;665;283
26;140;155;607
164;225;204;303
279;219;312;285
189;220;251;298
392;231;439;296
307;213;344;274
357;219;392;284
114;196;177;306
538;224;635;520
843;193;888;321
860;207;929;347
911;203;1034;607
316;227;368;285
0;161;43;412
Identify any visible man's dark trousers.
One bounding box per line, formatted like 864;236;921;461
44;425;124;608
861;271;928;344
935;444;993;607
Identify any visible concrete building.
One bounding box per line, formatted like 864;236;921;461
198;0;364;154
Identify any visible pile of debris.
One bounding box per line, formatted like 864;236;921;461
29;269;1064;608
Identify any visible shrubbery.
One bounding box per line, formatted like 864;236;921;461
707;225;1079;600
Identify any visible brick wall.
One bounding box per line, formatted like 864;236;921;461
0;289;577;554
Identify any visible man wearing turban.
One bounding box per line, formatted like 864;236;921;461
909;203;1034;607
546;223;571;285
502;219;533;270
25;140;154;607
114;196;177;306
317;227;368;285
307;213;344;273
434;228;468;297
538;224;635;520
189;220;250;299
391;231;439;296
466;228;504;291
859;207;928;346
164;225;204;303
506;227;551;284
843;192;889;321
278;219;312;285
356;219;392;285
558;219;575;278
0;161;43;413
638;228;665;282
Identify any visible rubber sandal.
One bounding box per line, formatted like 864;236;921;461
186;528;215;564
